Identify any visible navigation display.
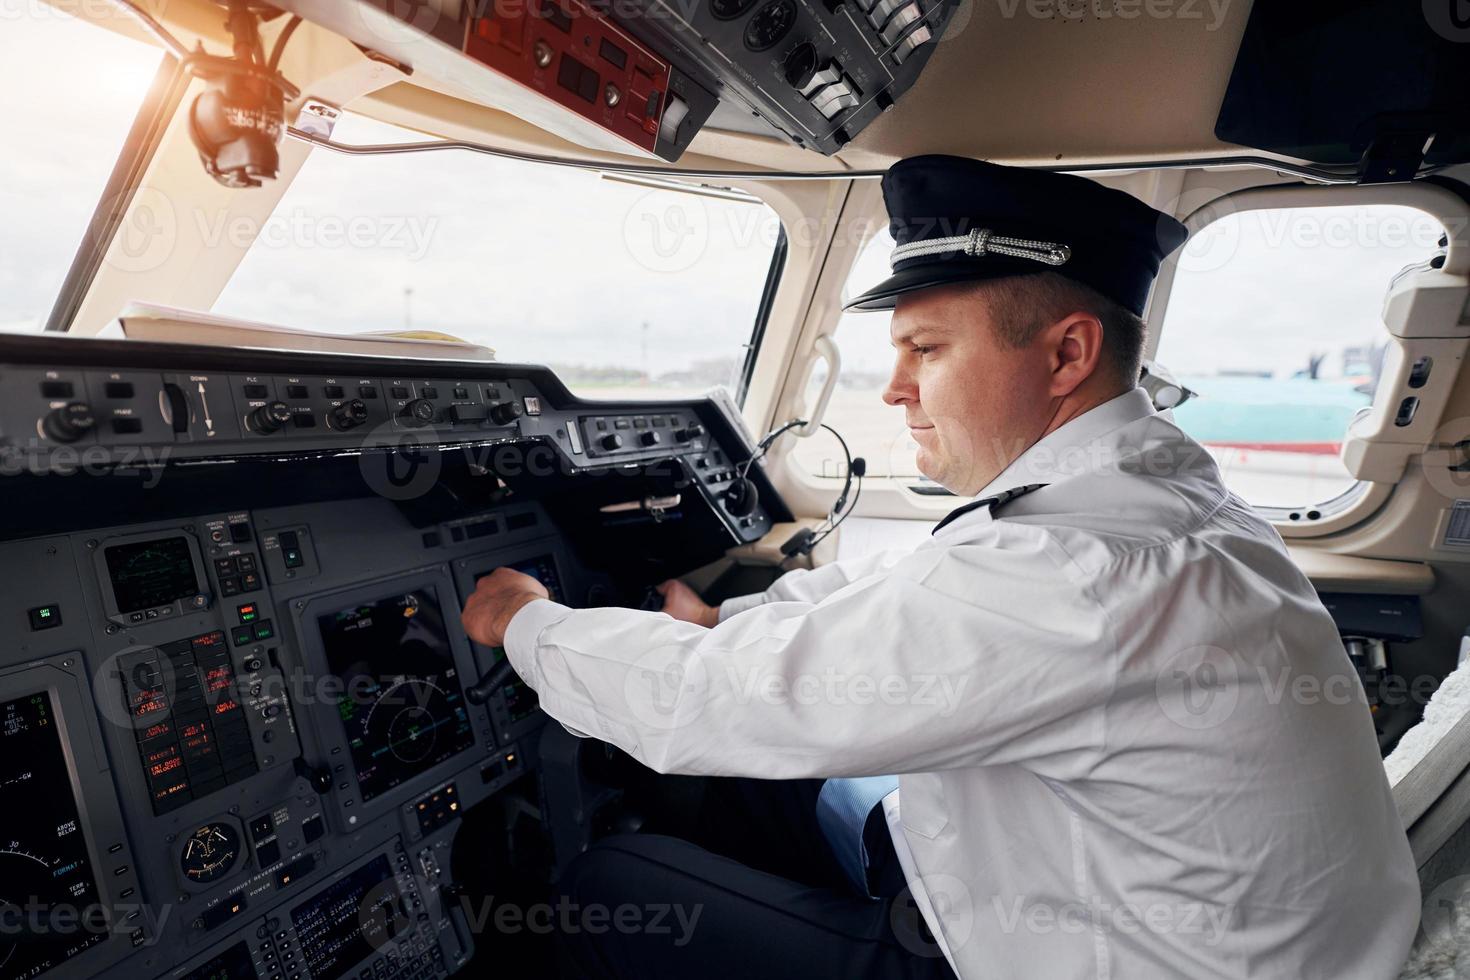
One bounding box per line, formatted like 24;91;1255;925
104;536;198;613
291;854;402;980
0;692;107;980
317;588;474;802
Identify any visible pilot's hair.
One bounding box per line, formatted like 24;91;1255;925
972;272;1146;388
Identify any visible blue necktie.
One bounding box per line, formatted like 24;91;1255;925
816;775;900;898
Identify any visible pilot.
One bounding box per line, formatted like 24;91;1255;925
462;155;1420;978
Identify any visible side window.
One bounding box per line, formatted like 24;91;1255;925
789;231;917;480
1156;203;1447;508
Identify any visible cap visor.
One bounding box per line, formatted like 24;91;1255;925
842;259;1047;312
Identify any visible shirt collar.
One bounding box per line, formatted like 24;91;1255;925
976;386;1157;499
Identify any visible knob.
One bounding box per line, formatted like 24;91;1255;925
723;478;759;517
331;399;369;430
292;758;333;796
247;401;291;434
489;401;525;426
639;430;662;447
42;402;95;443
675;423;705;443
783;42;818;89
600;432;625;451
402;398;437;426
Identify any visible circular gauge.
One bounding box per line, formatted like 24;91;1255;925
743;0;797;51
710;0;758;19
386;703;440;763
180;822;242;884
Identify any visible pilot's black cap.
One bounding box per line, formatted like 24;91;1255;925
845;155;1190;316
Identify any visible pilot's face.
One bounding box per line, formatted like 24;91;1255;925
882;282;1060;496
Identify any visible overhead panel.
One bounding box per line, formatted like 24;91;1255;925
271;0;956;161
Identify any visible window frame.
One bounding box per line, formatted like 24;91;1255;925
1150;180;1469;538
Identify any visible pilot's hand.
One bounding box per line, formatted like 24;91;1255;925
462;567;551;648
655;579;720;628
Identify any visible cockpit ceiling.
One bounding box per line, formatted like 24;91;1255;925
345;0;1261;173
66;0;1270;177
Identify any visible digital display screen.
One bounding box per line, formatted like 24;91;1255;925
119;632;257;815
0;692;107;980
105;536;198;613
178;940;255;980
318;588;474;802
291;855;402;980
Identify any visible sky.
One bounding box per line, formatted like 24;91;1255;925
1;8;1452;390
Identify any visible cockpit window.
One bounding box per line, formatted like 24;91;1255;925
0;11;163;333
1156;203;1447;508
211;113;783;400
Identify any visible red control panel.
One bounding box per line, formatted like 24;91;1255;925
466;0;673;155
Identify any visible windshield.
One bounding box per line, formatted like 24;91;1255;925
0;10;163;333
211;113;783;400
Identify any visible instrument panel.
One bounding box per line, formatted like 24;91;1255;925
0;334;790;980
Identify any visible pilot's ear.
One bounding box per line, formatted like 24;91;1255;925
1045;312;1106;396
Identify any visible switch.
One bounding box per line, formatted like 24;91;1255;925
278;531;304;570
229;522;252;543
880;3;922;44
105;382;135;399
254;620;275;641
28;604;62;630
798;59;843;98
658;93;691;145
40;381;75;399
237;603;259;624
867;0;907;26
893;22;933;62
255;839;281;867
110;417;143;435
811;78;860;119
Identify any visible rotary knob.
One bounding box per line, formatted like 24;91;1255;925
489;401;525;426
639;430;662;447
600;433;624;451
247;401;291;434
674;423;705;443
42;402;95;443
331;399;369;430
402;398;437;427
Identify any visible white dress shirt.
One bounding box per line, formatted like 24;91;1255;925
504;387;1420;978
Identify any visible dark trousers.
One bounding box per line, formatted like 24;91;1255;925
553;777;958;979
